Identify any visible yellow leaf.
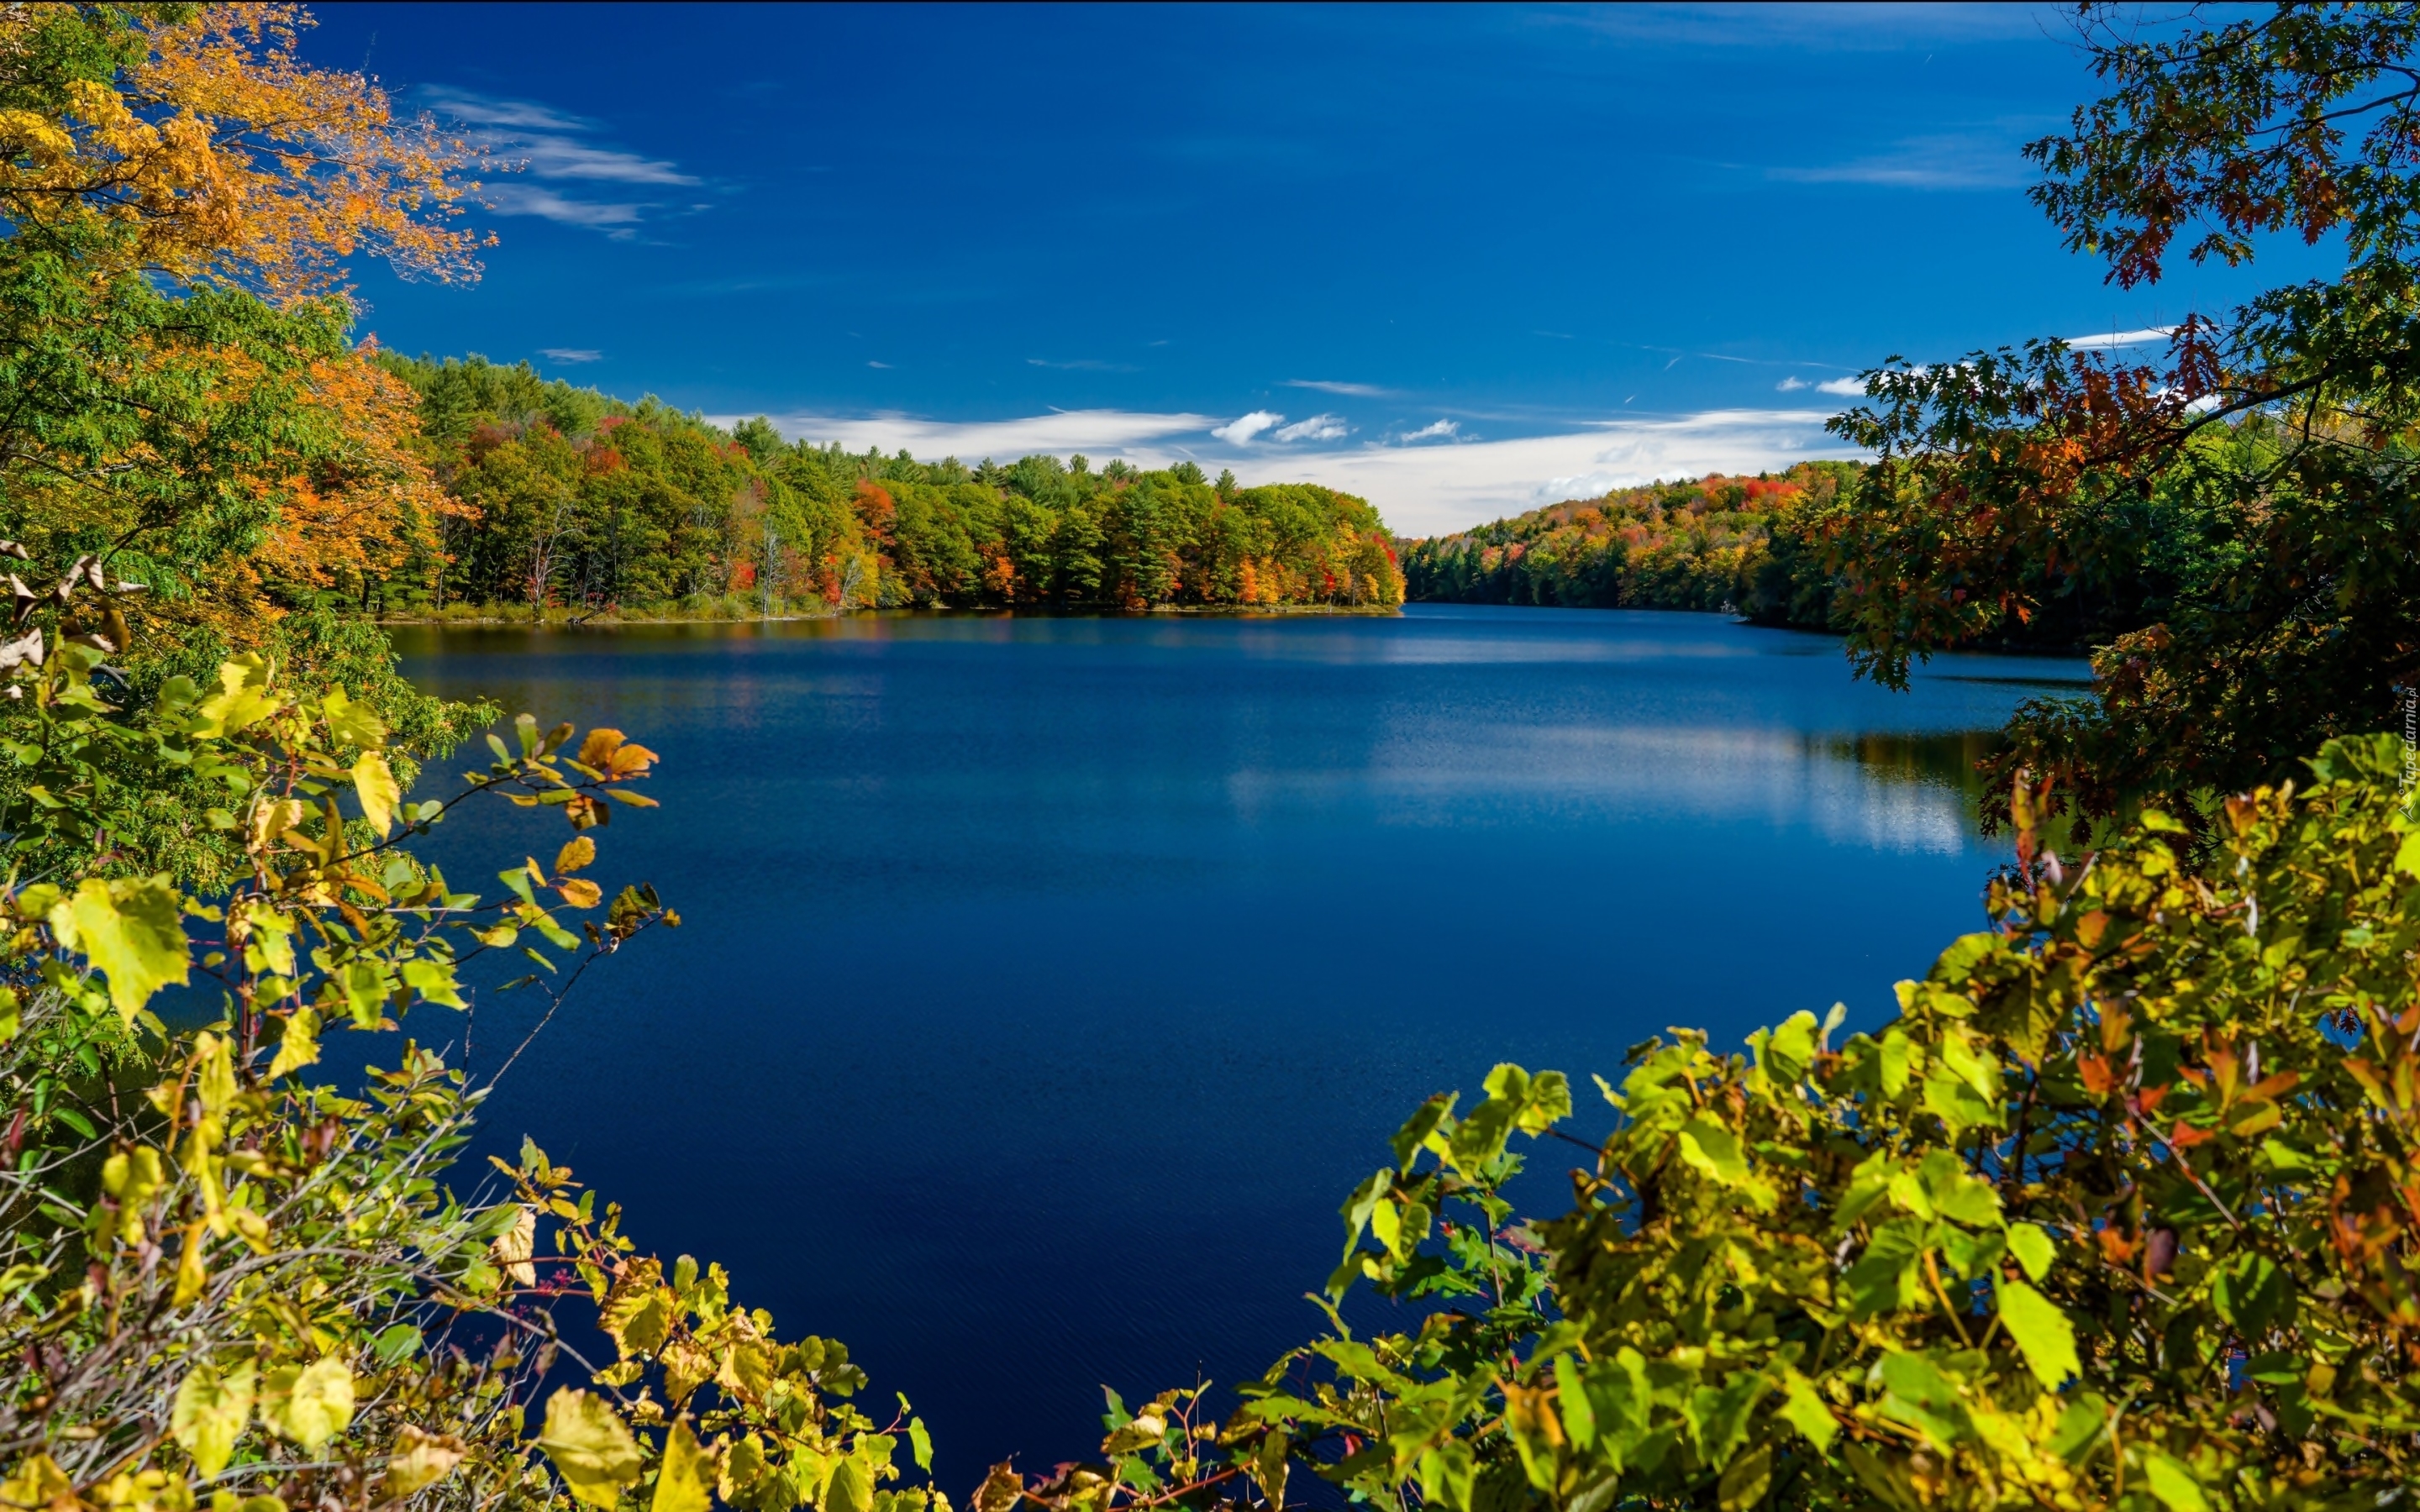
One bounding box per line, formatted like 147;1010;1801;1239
194;655;279;737
351;752;399;837
492;1206;537;1288
55;876;189;1024
557;878;602;910
174;1222;208;1307
193;1032;236;1116
539;1389;644;1509
0;1453;73;1511
555;836;597;875
384;1426;466;1497
267;1010;320;1082
320;687;387;750
247;799;307;853
171;1362;255;1478
260;1357;353;1452
652;1422;712;1512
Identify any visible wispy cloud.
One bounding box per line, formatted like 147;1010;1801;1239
422;85;699;235
1770;129;2034;190
734;408;1219;463
1028;357;1140;372
1398;419;1461;443
1555;3;2059;50
1280;409;1865;536
723;407;1865;538
1213;410;1284;444
2062;326;2175;349
1283;379;1392;397
867;361;893;370
482;184;645;234
1776;376;1807;391
539;348;602;363
1815;376;1866;396
1274;414;1348;443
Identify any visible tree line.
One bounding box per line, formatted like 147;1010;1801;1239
1396;462;1855;627
367;355;1405;617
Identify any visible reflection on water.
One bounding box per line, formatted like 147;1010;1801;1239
389;605;2086;1489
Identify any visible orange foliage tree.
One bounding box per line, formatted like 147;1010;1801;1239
0;3;483;643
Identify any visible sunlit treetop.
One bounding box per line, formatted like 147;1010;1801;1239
0;1;487;297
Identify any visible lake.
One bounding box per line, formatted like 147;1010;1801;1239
389;604;2087;1489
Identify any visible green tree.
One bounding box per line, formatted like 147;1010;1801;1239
1823;3;2420;832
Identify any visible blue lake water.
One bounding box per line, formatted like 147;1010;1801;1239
388;605;2086;1488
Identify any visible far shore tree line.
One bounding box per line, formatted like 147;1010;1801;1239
362;356;1405;619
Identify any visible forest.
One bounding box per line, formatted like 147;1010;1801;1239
365;355;1405;617
5;6;2420;1512
1396;461;1854;627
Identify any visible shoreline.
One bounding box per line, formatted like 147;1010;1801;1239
376;602;1407;628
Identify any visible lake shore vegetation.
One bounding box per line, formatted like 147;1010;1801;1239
366;357;1404;619
4;5;2420;1512
1397;462;1856;629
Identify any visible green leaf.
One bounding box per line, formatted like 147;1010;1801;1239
402;958;468;1009
539;1388;644;1509
652;1420;712;1512
1879;1028;1915;1096
827;1456;873;1512
261;1357;355;1452
2396;827;2420;879
322;686;389;750
171;1361;255;1478
1996;1278;2081;1390
2212;1252;2291;1336
54;875;189;1024
908;1416;934;1474
2006;1222;2056;1283
1554;1354;1595;1449
2140;1450;2211;1512
1715;1442;1772;1512
1779;1372;1836;1453
1675;1116;1749;1185
1416;1442;1475;1512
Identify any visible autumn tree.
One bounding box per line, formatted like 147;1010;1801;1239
0;3;482;648
1824;2;2420;831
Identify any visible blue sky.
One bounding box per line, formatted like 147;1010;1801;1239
311;3;2336;534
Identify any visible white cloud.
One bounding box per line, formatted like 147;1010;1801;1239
1399;419;1460;443
540;348;602;363
418;87;587;132
738;408;1219;462
424;85;698;234
721;407;1865;539
1770;130;2033;190
1267;410;1864;536
2062;326;2175;349
1028;357;1138;372
483;184;645;231
1213;410;1284;444
518;138;697;186
1284;379;1392;397
1776;376;1807;391
867;361;893;370
1273;413;1348;443
1815;376;1867;396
